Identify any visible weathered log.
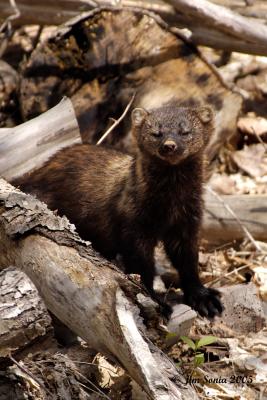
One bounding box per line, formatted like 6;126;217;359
0;97;81;181
3;0;267;27
2;1;267;56
0;0;175;27
203;192;267;245
212;0;267;20
0;267;53;357
0;178;197;400
183;26;267;56
166;0;267;46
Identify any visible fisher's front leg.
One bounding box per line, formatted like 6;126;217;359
164;225;223;318
121;237;171;316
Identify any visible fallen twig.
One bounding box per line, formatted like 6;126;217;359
0;0;20;34
251;126;267;153
208;262;255;286
0;0;20;57
9;355;54;397
96;93;136;145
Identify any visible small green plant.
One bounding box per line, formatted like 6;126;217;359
180;335;217;367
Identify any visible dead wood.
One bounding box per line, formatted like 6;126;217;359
212;0;267;20
203;192;267;245
0;178;197;400
3;0;267;27
0;267;53;357
0;97;81;181
166;0;267;47
0;1;175;27
2;1;267;56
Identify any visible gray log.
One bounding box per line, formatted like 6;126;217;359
203;192;267;245
166;0;267;46
2;0;267;56
0;97;81;181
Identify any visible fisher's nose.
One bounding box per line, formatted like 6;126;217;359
162;139;178;153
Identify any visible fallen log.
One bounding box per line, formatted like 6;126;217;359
0;0;175;27
0;178;197;400
212;0;267;20
203;192;267;245
166;0;267;46
2;1;267;56
3;0;267;27
0;97;81;181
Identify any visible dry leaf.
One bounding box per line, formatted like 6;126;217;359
253;266;267;301
238;116;267;137
231;144;267;178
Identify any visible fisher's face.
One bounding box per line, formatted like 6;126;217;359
131;105;214;165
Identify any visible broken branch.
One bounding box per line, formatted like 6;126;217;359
97;93;135;145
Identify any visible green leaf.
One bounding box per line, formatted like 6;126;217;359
180;336;196;350
166;332;178;340
196;336;218;349
194;353;205;366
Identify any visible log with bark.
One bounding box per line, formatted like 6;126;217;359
0;178;197;400
0;267;53;357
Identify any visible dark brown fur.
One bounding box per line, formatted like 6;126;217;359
13;103;223;317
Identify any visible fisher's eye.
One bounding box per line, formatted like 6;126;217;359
151;131;163;138
179;120;191;135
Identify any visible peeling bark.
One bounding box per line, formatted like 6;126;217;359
0;267;52;357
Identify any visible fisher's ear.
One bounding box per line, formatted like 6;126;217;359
197;106;214;124
131;107;148;127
